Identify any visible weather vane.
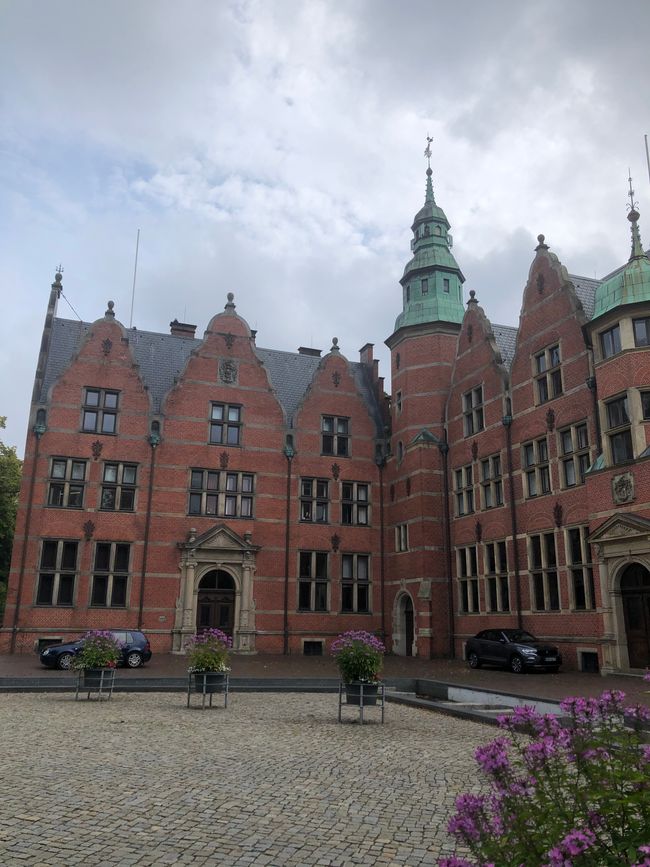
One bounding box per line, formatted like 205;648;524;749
424;135;433;169
55;263;64;274
627;171;638;213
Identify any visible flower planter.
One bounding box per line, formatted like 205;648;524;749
344;682;380;706
192;671;228;694
75;667;116;700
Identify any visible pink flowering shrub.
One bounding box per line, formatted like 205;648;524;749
440;690;650;867
185;628;232;673
73;629;123;670
330;630;385;683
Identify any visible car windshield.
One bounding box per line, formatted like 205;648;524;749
506;630;537;643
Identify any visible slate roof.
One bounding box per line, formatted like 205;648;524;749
491;324;518;370
40;318;385;434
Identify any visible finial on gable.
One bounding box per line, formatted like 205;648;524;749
535;234;549;251
225;292;236;311
105;300;115;319
467;289;478;306
330;337;340;353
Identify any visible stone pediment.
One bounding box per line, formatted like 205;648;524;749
179;523;259;554
588;513;650;544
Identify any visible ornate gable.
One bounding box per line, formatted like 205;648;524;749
589;513;650;544
180;523;259;554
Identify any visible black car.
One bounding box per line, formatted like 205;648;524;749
39;630;152;670
465;629;562;673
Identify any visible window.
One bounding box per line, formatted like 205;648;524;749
395;391;402;415
321;416;349;457
484;541;509;612
298;551;329;612
397;440;404;462
443;278;450;293
633;318;650;347
454;465;474;516
188;470;254;518
209;403;241;445
421;278;429;295
395;523;409;552
82;388;119;434
342;482;369;525
341;554;370;613
457;546;479;613
36;540;78;606
535;345;562;403
559;423;590;487
642;392;650;420
463;386;484;436
100;463;137;511
606;395;633;465
566;527;596;611
480;455;503;509
91;542;130;607
601;324;622;358
300;478;329;523
529;533;560;611
522;438;551;497
47;458;86;508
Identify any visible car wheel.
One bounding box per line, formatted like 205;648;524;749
467;652;481;669
510;654;524;674
126;651;143;668
57;652;74;670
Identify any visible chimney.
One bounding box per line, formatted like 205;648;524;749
359;343;374;365
170;319;197;338
298;346;322;357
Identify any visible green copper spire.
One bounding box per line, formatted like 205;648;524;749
393;142;465;331
593;174;650;319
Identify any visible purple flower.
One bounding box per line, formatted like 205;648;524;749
438;858;475;867
475;738;510;775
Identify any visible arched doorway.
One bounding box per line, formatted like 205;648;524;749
393;593;415;656
197;570;236;636
621;563;650;668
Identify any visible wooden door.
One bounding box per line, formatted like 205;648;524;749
621;564;650;669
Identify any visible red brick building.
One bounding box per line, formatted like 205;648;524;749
3;166;650;673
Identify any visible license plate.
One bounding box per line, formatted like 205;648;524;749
545;656;556;662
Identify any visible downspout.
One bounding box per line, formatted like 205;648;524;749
282;437;295;655
10;417;46;653
137;428;160;629
503;402;523;630
438;438;454;659
375;451;386;643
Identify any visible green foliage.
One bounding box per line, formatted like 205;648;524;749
73;631;123;670
330;630;385;683
0;417;22;622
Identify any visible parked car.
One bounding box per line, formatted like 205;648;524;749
39;630;152;670
465;629;562;673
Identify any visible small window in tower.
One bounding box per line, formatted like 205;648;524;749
443;278;450;294
435;226;442;235
421;279;428;295
406;286;410;303
424;225;430;236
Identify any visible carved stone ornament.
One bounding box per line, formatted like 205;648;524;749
536;273;545;293
101;338;113;356
220;451;229;469
91;440;103;460
474;521;482;543
219;358;238;384
612;472;634;505
224;332;235;349
471;440;478;461
332;371;341;388
418;579;431;599
83;520;95;541
331;534;341;552
546;408;556;432
331;463;340;481
553;501;564;528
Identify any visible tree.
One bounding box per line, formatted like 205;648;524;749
0;417;22;622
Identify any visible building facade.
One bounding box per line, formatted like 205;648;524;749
3;166;650;673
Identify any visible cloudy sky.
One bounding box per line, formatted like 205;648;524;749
1;0;649;454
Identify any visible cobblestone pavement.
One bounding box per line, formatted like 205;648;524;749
0;693;491;867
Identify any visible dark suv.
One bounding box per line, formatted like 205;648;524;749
39;630;152;670
465;629;561;673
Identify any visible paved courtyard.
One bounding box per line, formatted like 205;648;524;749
0;692;492;867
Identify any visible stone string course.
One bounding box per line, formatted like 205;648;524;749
1;693;492;866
